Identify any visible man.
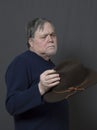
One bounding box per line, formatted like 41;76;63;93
5;18;69;130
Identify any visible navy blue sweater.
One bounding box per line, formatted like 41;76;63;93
5;50;69;130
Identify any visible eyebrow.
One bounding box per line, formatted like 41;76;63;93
40;32;56;36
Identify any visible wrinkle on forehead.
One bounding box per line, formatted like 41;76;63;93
37;22;55;32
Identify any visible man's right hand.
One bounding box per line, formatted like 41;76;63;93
38;69;60;95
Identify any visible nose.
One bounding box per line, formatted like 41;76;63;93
47;34;53;42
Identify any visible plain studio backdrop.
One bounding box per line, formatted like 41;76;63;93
0;0;97;130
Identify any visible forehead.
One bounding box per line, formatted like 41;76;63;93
35;22;55;35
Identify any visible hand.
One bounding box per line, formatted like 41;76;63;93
38;69;60;95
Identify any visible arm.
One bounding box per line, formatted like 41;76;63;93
5;58;42;116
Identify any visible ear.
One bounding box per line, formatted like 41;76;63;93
28;38;34;47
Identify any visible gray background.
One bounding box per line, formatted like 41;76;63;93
0;0;97;130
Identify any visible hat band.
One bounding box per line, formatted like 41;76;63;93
53;78;88;94
53;87;84;99
53;86;84;94
52;79;89;99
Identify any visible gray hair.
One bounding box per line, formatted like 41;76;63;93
26;18;55;47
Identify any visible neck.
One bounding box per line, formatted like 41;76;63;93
29;48;51;61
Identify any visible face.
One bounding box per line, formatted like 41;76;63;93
29;22;58;60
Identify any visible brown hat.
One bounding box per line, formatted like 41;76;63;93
43;60;97;103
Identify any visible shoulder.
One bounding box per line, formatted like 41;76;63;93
6;51;30;73
8;50;35;65
6;50;38;73
9;51;27;66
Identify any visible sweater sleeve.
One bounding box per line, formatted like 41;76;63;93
5;58;43;116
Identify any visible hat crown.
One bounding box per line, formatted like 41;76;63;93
54;60;88;91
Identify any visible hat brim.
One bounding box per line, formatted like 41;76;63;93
43;68;97;103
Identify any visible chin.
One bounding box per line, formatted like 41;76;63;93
47;51;57;57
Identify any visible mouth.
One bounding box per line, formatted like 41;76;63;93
48;45;55;48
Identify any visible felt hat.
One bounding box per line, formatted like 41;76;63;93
43;60;97;103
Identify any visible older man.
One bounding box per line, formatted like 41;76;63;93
5;18;69;130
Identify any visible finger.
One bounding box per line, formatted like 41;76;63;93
45;77;60;86
44;69;57;75
47;81;60;88
47;77;60;83
45;73;60;80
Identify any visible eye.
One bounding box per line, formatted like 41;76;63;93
40;35;48;39
51;33;56;37
41;36;47;39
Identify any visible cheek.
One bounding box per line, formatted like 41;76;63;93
55;38;58;43
37;42;46;50
34;40;43;48
53;37;57;43
54;39;58;47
